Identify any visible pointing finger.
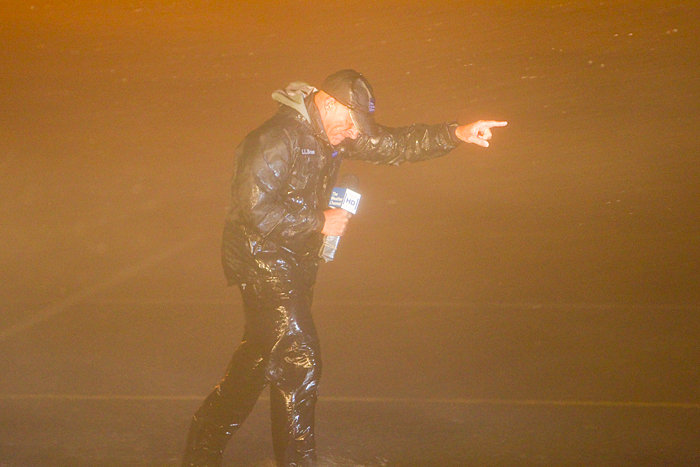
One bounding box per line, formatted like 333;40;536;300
484;120;508;128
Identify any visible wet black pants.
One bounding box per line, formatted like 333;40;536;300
183;264;321;466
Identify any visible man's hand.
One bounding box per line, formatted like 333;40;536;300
322;208;352;236
455;120;508;147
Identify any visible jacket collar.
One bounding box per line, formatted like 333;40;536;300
270;81;329;143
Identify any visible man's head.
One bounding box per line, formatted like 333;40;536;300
315;69;378;145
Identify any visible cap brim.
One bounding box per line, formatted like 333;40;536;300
349;109;379;137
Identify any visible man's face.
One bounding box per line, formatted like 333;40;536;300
322;101;360;145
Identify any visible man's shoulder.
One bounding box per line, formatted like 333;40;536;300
254;105;311;136
237;110;315;170
245;108;313;150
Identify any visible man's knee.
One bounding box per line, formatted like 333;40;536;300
267;335;322;392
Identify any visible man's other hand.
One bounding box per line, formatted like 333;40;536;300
322;208;352;236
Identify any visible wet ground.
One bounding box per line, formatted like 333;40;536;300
1;1;698;465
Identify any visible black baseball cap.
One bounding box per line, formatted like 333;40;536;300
321;69;378;137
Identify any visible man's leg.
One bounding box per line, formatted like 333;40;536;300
266;265;322;466
182;280;281;466
182;330;269;466
183;262;321;467
269;335;321;467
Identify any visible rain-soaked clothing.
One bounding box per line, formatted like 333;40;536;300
183;82;461;466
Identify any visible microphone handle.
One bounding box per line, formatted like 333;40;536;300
319;235;341;262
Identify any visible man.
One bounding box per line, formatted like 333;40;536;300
183;69;506;466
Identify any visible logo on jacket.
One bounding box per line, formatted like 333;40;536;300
301;148;316;155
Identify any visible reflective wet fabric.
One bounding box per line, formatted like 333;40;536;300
183;259;320;466
184;82;461;466
221;84;461;287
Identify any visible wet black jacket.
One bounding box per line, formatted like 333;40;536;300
222;83;461;285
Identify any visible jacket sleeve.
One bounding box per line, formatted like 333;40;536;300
345;121;462;165
231;127;324;244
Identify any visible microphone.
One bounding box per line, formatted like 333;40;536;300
319;174;361;262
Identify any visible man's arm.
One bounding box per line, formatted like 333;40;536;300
345;119;506;165
345;122;460;165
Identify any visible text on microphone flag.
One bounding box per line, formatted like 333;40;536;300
328;187;361;214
